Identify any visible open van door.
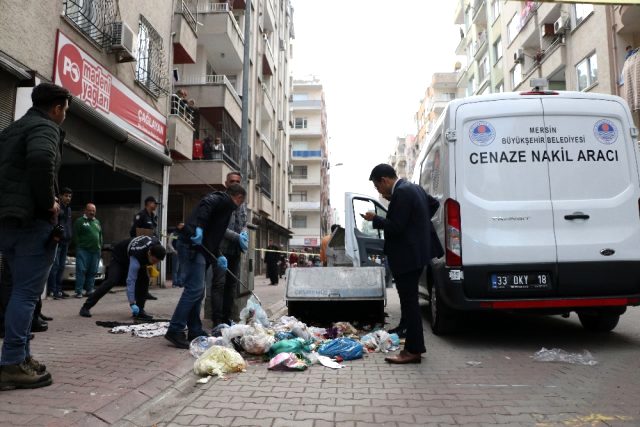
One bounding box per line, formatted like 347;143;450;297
344;192;387;267
541;97;640;297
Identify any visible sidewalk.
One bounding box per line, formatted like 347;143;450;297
0;276;294;427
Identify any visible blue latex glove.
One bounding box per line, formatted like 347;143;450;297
217;255;228;270
130;304;140;316
190;226;203;245
239;230;249;252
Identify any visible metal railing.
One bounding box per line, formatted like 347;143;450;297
197;1;244;43
176;0;198;33
177;74;242;105
169;94;195;127
62;0;117;47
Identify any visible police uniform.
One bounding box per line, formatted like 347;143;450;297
129;208;158;237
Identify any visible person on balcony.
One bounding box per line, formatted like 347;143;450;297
202;136;214;160
213;137;225;155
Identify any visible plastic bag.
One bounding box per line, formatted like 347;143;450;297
193;345;247;377
221;324;254;342
211;323;230;337
333;322;358;336
190;336;232;358
267;352;308;371
360;330;397;353
318;338;364;360
268;338;313;357
239;295;270;327
307;327;328;341
532;347;598;366
274;331;296;341
239;326;275;355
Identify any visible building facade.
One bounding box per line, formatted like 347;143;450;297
0;1;174;277
169;0;294;273
289;77;330;251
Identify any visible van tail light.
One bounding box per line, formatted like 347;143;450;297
445;198;462;267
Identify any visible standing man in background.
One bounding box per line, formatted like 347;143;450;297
210;172;248;326
0;82;71;389
73;203;102;298
130;196;159;300
363;164;436;365
48;187;73;299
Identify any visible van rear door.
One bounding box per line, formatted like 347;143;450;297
541;97;640;296
455;98;557;298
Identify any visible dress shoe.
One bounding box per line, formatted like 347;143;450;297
165;330;190;349
134;311;153;321
384;350;422;364
61;292;70;298
79;306;92;318
146;293;158;300
39;313;53;321
387;325;407;338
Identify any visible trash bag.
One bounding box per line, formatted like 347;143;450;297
532;347;598;366
190;336;232;358
361;330;396;353
239;325;275;355
268;338;313;357
193;345;247;377
239;295;270;327
221;324;254;342
333;322;358;336
318;338;364;360
211;323;230;337
274;331;296;341
267;352;308;371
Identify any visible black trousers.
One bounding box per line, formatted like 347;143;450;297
84;259;149;311
210;253;241;324
394;267;426;354
266;261;279;285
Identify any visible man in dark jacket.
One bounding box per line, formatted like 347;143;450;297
0;83;70;389
47;187;73;299
264;240;280;285
165;184;246;349
363;164;437;364
79;236;166;319
129;196;158;238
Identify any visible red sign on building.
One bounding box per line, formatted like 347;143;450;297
53;31;167;149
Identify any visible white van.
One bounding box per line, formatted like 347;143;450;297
404;90;640;334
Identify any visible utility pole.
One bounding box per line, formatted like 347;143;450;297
240;0;251;188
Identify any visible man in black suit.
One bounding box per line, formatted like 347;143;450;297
363;164;438;364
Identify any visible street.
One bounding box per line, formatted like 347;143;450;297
0;276;639;427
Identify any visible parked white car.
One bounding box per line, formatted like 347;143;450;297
62;256;106;283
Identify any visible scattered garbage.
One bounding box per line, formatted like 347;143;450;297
267;352;308;371
109;322;169;338
334;322;358;337
360;330;399;353
190;336;232;358
268;338;313;357
532;347;598;366
466;361;482;367
193;345;247;377
239;325;275;355
318;338;364;360
317;355;345;369
274;331;296;341
239;295;269;327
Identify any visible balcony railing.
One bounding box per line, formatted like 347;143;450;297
176;0;198;33
292;150;322;158
192;143;240;169
178;74;242;105
197;1;244;43
169;94;195;127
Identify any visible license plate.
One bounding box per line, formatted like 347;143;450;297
490;273;551;290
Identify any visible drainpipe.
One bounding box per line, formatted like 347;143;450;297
240;0;251;189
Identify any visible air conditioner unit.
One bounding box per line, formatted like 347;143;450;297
514;48;525;63
110;21;137;63
541;23;555;37
278;120;285;131
554;16;569;35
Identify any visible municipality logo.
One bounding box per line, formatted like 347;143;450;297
469;121;496;146
593;119;617;144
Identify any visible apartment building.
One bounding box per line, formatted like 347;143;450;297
289;77;330;251
0;0;174;254
169;0;294;272
388;135;415;180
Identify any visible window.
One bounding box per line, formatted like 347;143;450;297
511;63;523;88
292;93;309;101
292;165;307;179
576;53;598;91
479;54;490;83
136;15;167;97
259;157;272;197
491;0;501;22
290;191;307;202
292;215;307;228
294;117;308;129
353;199;385;239
493;37;502;65
507;13;519;44
495;81;504;93
574;3;593;26
63;0;116;46
466;77;476;97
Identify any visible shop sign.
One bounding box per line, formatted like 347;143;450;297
53;30;166;149
304;238;319;246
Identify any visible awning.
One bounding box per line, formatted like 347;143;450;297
0;51;31;80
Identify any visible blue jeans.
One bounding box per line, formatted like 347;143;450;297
0;219;55;365
172;240;187;286
75;248;100;295
47;241;68;295
168;246;207;335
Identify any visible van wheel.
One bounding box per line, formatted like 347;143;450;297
428;285;457;335
578;312;620;333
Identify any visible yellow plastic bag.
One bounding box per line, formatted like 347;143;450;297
193;345;247;377
147;265;159;278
